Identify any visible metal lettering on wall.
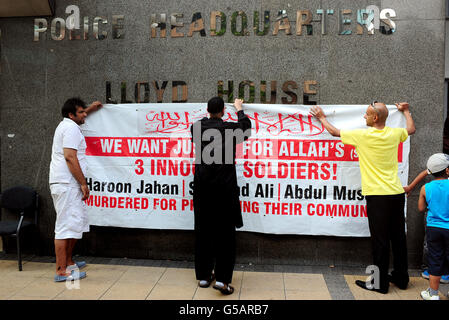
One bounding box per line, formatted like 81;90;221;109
273;10;292;36
106;80;318;104
296;10;313;36
32;5;388;105
253;11;270;36
210;11;226;36
231;11;249;36
93;17;108;40
218;80;318;105
106;81;188;104
150;13;167;38
170;13;184;38
33;6;397;41
188;12;206;37
50;18;65;41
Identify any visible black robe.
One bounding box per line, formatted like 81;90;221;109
190;110;252;229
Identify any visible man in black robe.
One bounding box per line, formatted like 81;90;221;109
190;97;251;295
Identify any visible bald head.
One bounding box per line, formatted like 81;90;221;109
371;102;389;124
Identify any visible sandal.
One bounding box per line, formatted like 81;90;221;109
198;273;215;288
213;282;234;295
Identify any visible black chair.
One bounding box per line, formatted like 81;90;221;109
0;186;39;271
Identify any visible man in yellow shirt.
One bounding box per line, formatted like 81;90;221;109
310;101;416;294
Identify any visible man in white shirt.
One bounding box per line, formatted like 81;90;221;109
49;97;102;282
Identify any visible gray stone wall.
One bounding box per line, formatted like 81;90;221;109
0;0;446;267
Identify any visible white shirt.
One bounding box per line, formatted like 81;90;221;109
49;118;87;185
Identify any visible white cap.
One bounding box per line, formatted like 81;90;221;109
427;153;449;174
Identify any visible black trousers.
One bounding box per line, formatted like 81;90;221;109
365;193;409;291
194;223;236;284
426;227;449;276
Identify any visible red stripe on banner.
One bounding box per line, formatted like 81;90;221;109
85;137;194;158
85;137;404;163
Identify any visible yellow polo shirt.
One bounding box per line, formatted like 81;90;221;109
340;127;408;196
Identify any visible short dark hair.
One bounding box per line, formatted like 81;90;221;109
207;96;224;115
61;97;86;118
431;167;449;178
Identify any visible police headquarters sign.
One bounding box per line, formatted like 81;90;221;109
81;103;409;237
33;5;397;105
33;6;397;41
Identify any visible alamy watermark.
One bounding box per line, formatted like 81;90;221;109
191;122;252;165
362;6;397;34
65;5;80;30
365;265;380;290
65;266;81;290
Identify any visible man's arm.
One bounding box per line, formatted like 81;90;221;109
234;98;244;112
309;106;341;137
417;185;427;212
64;148;89;200
234;98;252;133
395;102;416;135
85;101;103;115
403;169;428;197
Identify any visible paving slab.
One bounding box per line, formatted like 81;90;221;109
0;255;446;301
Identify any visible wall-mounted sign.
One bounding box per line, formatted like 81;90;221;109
33;6;396;41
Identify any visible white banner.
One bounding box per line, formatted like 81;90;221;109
81;103;409;237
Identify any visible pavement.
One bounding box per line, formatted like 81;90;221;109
0;252;448;301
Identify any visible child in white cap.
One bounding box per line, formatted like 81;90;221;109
418;153;449;300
